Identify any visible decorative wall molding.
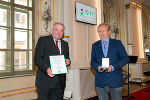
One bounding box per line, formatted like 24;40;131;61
39;0;54;36
103;0;121;40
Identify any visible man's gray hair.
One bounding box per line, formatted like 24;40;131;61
53;22;65;30
97;23;111;31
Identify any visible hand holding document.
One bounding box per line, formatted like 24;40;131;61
49;55;68;75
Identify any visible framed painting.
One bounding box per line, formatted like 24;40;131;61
39;0;53;35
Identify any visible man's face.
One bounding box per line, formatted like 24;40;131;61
52;24;64;40
97;25;110;41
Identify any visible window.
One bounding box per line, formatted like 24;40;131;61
0;0;34;77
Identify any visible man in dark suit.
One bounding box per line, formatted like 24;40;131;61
34;22;70;100
90;23;129;100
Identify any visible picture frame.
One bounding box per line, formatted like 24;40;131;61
39;0;53;35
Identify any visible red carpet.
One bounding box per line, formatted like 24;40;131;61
122;86;150;100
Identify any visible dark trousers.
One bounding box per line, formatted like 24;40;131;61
37;81;65;100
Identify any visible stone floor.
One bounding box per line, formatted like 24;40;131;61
32;81;150;100
86;81;150;100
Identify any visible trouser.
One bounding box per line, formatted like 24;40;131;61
96;85;122;100
37;81;65;100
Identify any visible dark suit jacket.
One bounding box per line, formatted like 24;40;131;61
34;35;70;88
90;38;129;88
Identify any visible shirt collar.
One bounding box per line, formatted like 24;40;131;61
53;38;61;43
102;38;110;43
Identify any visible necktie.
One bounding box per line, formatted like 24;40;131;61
56;41;60;55
103;41;107;57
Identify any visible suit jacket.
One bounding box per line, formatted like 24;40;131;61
90;38;129;88
34;35;70;88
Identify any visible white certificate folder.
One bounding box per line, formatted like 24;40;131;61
49;55;68;75
102;58;109;68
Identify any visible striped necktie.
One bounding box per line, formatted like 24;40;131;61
56;41;60;55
